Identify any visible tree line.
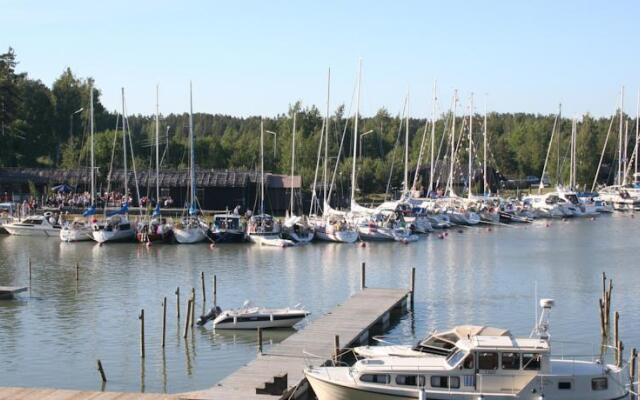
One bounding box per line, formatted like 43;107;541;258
0;47;629;196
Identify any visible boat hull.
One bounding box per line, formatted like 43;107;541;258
136;229;174;244
214;315;306;330
60;227;93;242
249;234;295;247
314;228;359;243
92;228;136;244
174;227;207;244
210;230;246;243
4;225;60;236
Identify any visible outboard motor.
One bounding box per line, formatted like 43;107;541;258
197;306;222;326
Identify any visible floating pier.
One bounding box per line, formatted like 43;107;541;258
0;286;27;300
183;286;410;400
0;387;175;399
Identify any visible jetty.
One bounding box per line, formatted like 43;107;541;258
184;285;411;400
0;286;27;300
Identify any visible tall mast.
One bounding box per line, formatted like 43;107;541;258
260;117;265;215
618;86;624;185
429;81;437;194
468;93;473;199
290;110;296;214
636;89;640;179
483;96;488;196
404;89;409;194
350;59;362;207
121;88;128;202
323;68;330;207
89;83;95;206
623;120;629;184
155;85;160;203
570;117;576;189
448;90;457;196
189;81;195;211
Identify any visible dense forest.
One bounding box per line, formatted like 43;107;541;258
0;47;630;196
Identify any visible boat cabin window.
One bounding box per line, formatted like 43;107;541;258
24;218;42;225
501;352;520;370
463;352;474;369
359;374;390;384
395;375;425;386
478;352;499;370
446;350;467;368
558;381;572;390
430;376;459;389
592;377;608;391
522;353;541;370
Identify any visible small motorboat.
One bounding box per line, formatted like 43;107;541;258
198;301;309;330
92;214;136;244
210;213;246;243
281;215;314;244
60;219;93;242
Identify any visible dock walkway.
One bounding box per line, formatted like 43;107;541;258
0;286;27;300
183;287;410;400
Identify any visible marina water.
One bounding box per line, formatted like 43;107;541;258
1;214;639;393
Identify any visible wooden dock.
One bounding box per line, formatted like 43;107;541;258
182;287;410;400
0;387;175;400
0;286;27;300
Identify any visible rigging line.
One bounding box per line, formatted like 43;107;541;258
104;113;120;214
434;100;453;191
123;97;143;215
384;95;408;199
327;81;357;206
309;118;326;215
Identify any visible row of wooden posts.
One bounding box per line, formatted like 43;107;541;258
96;271;219;383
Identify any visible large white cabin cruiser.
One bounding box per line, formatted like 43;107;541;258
92;213;135;243
4;214;61;236
522;193;566;218
60;218;93;242
598;186;640;211
306;300;628;400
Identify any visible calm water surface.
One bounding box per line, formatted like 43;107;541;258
0;214;639;393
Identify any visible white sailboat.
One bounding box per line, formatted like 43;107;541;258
281;110;314;244
92;88;136;244
173;82;208;244
247;118;294;247
61;84;96;242
309;68;359;243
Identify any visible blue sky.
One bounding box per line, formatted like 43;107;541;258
1;1;638;118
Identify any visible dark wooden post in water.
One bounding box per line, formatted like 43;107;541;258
410;267;416;307
183;299;192;338
75;262;79;281
214;275;218;306
175;287;180;320
139;309;145;358
598;299;606;337
28;257;32;287
257;328;263;354
161;297;167;348
630;348;637;399
360;262;366;290
96;359;107;382
614;311;620;350
333;334;340;365
190;288;196;327
201;272;206;304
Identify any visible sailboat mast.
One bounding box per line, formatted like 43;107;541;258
636;89;639;179
155;85;160;203
290;110;296;214
189;82;195;209
89;84;95;205
121;88;128;202
618;86;624;185
448;90;457;196
570;117;576;189
483;96;488;196
260;118;265;215
323;68;330;207
350;59;362;206
468;93;473;200
404;89;409;194
623;120;629;184
429;81;437;194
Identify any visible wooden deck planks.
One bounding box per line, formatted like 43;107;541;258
0;388;175;400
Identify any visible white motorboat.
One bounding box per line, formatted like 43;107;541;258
4;214;61;236
60;219;93;242
306;299;628;400
209;213;246;243
598;186;640;211
522;193;565;218
197;301;309;330
92;214;135;243
446;208;481;226
248;214;294;247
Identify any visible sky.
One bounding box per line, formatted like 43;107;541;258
1;1;639;118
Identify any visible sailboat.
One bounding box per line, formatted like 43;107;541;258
281;110;314;244
136;86;174;243
61;84;96;242
91;88;136;244
308;68;359;243
173;82;208;244
247;118;294;247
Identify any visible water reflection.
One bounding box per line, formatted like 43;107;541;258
0;216;639;393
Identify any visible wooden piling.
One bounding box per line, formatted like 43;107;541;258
201;271;206;304
614;311;619;349
333;334;340;364
598;298;606;337
361;262;366;290
161;297;167;348
213;275;217;307
28;257;32;286
617;340;624;368
75;262;79;281
139;309;145;358
257;327;263;354
410;267;416;305
175;287;180;319
183;299;192;338
190;288;196;327
606;280;613;326
630;348;637;393
96;359;107;382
